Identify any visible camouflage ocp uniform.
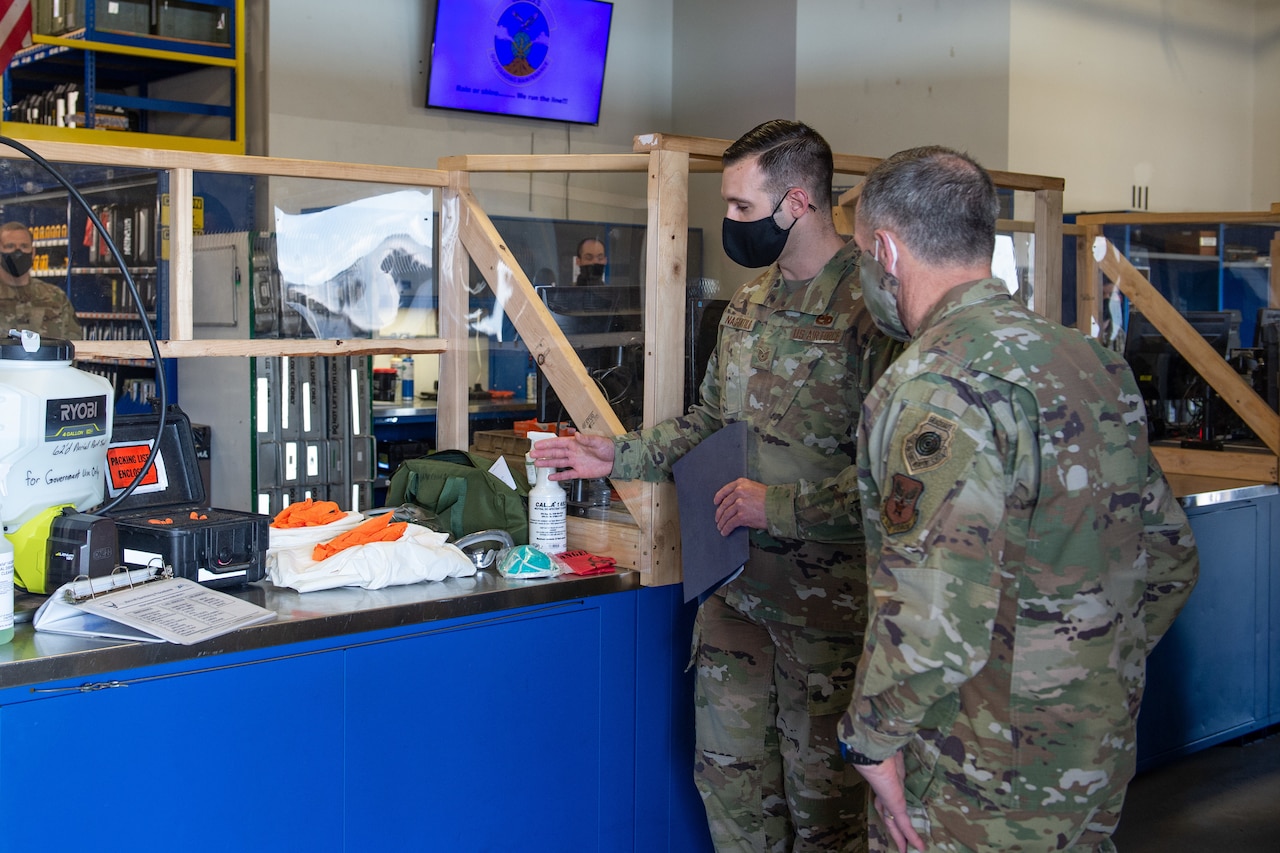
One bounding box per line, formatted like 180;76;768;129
1;279;82;341
838;278;1199;852
612;240;896;853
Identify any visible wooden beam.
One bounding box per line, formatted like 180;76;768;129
1076;223;1100;336
1076;210;1280;227
1034;189;1064;322
436;153;722;174
638;148;692;586
633;134;1065;191
167;168;194;341
449;185;654;538
71;339;450;360
1271;236;1279;308
0;139;450;186
1094;237;1280;457
1153;446;1279;482
437;174;471;453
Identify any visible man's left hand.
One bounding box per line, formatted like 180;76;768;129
713;478;767;535
854;752;926;853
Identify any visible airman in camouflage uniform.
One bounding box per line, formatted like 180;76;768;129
533;121;897;853
0;222;81;341
836;146;1199;853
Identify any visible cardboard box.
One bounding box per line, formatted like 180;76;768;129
156;0;231;45
1163;230;1219;256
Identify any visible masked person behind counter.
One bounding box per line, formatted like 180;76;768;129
837;146;1199;853
533;120;898;853
574;236;607;285
0;222;81;341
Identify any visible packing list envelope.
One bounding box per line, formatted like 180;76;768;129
673;421;750;603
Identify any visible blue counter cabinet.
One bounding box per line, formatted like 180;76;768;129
1137;486;1279;771
344;593;639;852
0;649;348;852
0;586;714;853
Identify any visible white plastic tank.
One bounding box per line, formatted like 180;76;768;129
0;330;114;533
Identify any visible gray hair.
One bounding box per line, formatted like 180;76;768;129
858;146;998;266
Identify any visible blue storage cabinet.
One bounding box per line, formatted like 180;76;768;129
1136;489;1279;771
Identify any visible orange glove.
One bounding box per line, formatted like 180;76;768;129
272;499;346;529
312;513;408;561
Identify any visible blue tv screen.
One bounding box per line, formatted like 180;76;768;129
426;0;614;125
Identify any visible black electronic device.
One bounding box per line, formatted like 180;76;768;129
44;511;121;591
1258;307;1280;412
686;296;729;412
105;404;268;588
535;285;644;431
1123;310;1242;442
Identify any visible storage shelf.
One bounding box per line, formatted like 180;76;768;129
1131;251;1221;262
2;1;244;155
77;312;156;321
70;266;157;275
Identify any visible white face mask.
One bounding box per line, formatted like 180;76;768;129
859;236;911;341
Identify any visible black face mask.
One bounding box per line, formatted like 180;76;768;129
721;195;795;268
577;263;606;282
2;250;32;278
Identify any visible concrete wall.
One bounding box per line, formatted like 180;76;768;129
797;0;1013;169
1009;0;1265;212
1254;1;1280;210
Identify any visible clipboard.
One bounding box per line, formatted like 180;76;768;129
673;421;750;603
34;567;276;645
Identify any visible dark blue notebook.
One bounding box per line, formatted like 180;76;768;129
673;420;750;603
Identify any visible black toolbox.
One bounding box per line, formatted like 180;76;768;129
106;403;267;587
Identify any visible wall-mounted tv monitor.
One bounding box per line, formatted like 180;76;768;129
426;0;614;125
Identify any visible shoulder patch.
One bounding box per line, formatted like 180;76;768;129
903;414;957;475
882;473;924;535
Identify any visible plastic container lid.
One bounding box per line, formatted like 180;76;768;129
0;330;74;362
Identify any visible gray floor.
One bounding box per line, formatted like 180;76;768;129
1113;727;1280;851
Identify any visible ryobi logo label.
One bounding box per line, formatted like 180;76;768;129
44;395;110;441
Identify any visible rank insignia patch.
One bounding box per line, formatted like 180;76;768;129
903;414;957;474
882;473;924;535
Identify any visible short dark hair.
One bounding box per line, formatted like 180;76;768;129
858;146;999;266
723;120;834;212
576;236;605;258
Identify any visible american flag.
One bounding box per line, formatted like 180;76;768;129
0;0;32;73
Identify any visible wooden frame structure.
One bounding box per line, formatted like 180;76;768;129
1076;212;1280;484
0;135;1064;587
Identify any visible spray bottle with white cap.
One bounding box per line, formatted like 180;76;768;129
525;431;566;555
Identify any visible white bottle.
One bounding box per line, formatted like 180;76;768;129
526;431;567;555
1;528;15;646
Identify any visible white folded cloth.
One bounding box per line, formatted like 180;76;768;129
267;516;475;593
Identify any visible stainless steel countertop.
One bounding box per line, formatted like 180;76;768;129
0;569;640;693
1168;475;1280;508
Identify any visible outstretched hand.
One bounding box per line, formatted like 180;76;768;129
530;433;616;481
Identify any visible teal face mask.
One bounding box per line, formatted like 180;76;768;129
859;244;911;342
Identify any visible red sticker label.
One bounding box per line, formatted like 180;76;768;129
106;443;160;491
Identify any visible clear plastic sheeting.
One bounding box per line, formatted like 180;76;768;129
274;190;434;338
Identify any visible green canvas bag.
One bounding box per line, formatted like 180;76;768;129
385;449;530;544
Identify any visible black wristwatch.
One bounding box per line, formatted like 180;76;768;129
839;741;883;766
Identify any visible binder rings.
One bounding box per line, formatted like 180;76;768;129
34;567;276;645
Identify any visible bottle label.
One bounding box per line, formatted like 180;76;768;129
529;497;567;552
1;552;14;632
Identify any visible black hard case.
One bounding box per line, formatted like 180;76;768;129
107;405;267;587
